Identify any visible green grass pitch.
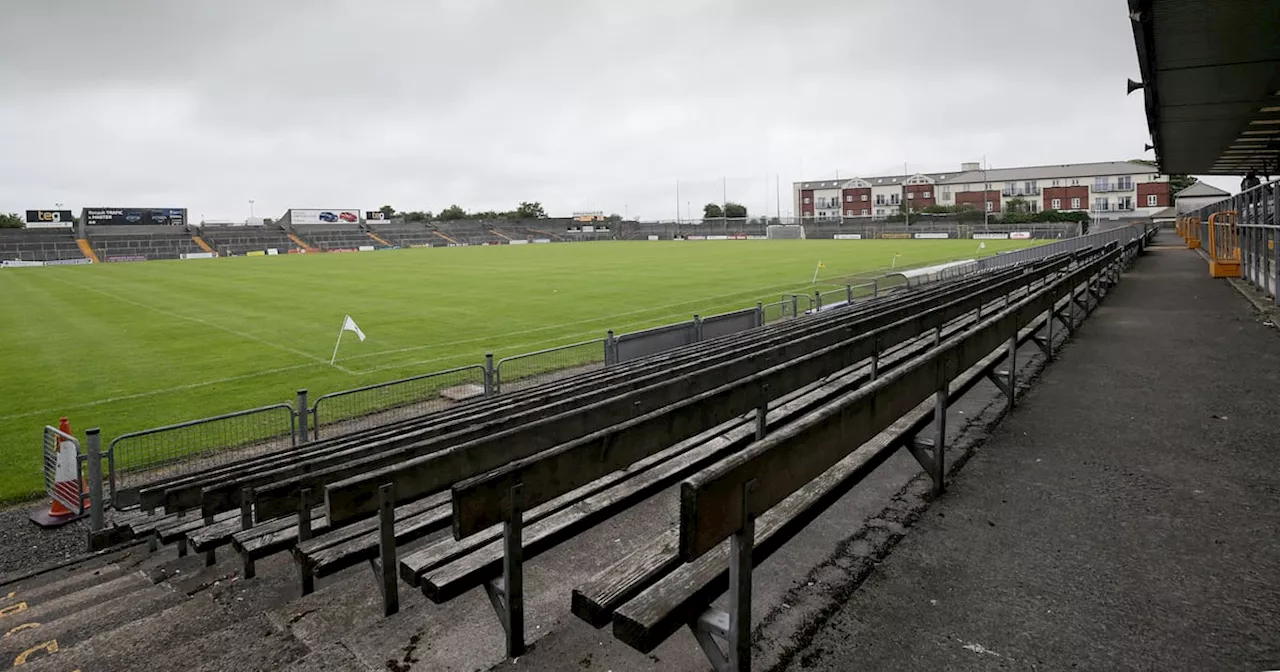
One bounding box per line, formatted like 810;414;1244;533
0;238;1038;502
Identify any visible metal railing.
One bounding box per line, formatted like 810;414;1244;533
107;403;297;506
976;223;1149;272
311;365;487;439
495;339;607;393
1182;178;1279;299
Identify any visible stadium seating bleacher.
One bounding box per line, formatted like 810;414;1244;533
198;224;298;256
86;225;204;261
0;228;86;262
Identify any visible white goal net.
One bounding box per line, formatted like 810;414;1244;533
766;224;806;239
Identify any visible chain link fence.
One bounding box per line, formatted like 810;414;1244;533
495;339;606;394
311;365;486;439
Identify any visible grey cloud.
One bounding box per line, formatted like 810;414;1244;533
0;0;1232;221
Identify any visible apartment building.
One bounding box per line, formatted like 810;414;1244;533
795;160;1171;221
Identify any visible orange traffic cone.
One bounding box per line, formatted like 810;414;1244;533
29;417;87;528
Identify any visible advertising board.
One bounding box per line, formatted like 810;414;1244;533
2;260;45;268
913;232;950;239
1010;231;1032;240
882;233;911;239
290;209;360;225
365;211;389;221
707;235;728;241
532;239;551;244
973;233;1010;240
358;245;375;252
45;258;92;266
24;210;74;228
105;254;148;262
509;239;529;245
84;208;186;226
180;252;215;260
647;235;659;241
833;234;862;240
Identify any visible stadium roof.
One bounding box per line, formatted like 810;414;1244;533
796;161;1160;190
1129;0;1280;175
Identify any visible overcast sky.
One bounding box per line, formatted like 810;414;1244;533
0;0;1240;221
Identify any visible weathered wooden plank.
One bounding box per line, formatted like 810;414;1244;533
162;267;1005;516
297;491;449;556
677;253;1108;561
187;515;247;553
418;300;991;602
329;262;1059;530
306;503;452;578
608;284;1089;652
157;509;239;544
232;509;329;557
272;283;983;524
583;303;1063;633
447;263;1055;538
573;529;682;628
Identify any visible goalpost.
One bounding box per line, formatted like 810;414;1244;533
766;224;806;239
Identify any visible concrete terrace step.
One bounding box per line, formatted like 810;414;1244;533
0;581;185;668
16;551;307;671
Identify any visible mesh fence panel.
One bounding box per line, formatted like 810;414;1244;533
312;365;486;439
495;339;606;393
109;404;296;497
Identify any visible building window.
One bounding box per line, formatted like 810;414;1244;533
1051;198;1061;209
1071;179;1079;186
890;195;900;205
846;209;854;217
876;208;884;215
1096;198;1109;211
845;194;853;202
907;192;915;200
1147;194;1158;207
875;195;885;205
1052;179;1060;187
861;209;868;216
803;197;810;204
923;191;932;198
1071;197;1081;209
941;186;951;196
1094;177;1111;192
1117;176;1133;190
861;194;868;201
1119;196;1133;210
985;200;993;212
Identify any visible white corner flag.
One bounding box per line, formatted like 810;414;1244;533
342;315;366;342
977;241;987;253
330;315;366;365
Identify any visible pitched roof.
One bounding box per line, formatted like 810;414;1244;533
1174;181;1230;198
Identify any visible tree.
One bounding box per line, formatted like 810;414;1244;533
606;213;623;222
378;205;396;218
1132;158;1196;194
1005;197;1031;214
723;202;747;219
402;211;432;222
438;205;467;220
0;213;23;228
514;201;548;219
703;203;724;220
262;217;275;226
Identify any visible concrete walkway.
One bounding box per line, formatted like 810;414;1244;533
788;236;1280;671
